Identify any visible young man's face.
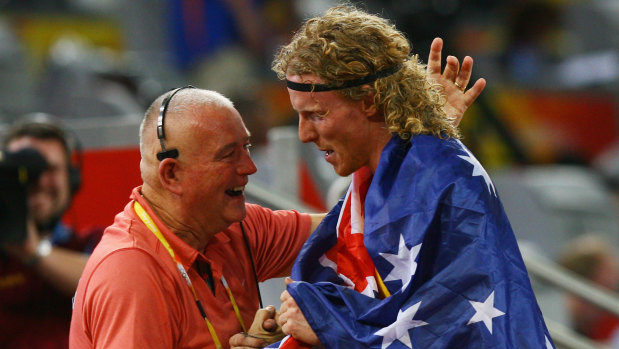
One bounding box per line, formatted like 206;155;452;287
7;137;72;228
287;73;374;177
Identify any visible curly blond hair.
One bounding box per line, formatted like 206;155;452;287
272;5;459;139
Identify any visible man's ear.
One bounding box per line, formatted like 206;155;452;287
360;90;377;117
158;158;182;195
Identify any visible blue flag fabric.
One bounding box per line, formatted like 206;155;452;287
273;135;554;348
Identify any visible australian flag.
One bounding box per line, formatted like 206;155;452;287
270;134;554;348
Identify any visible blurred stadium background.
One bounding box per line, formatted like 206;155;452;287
0;0;617;347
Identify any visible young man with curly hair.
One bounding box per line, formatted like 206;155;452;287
235;5;554;349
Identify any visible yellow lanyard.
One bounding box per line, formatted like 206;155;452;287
375;268;391;298
133;201;247;348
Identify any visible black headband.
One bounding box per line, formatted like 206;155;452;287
285;64;402;92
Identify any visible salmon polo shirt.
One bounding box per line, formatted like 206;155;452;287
70;187;311;348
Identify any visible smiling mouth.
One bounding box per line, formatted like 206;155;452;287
225;186;245;197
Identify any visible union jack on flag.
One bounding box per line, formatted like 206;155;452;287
268;135;554;348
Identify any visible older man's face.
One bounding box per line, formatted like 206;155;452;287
178;105;257;232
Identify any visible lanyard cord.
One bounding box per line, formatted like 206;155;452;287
239;221;263;308
133;201;247;348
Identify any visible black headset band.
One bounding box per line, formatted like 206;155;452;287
156;85;196;160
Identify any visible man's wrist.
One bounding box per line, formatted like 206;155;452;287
23;238;52;267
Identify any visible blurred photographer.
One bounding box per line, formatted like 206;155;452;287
0;114;102;348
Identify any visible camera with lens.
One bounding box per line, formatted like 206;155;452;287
0;147;48;244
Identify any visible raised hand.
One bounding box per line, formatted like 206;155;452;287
426;37;487;126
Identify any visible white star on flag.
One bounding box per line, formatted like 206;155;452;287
375;301;427;349
379;235;422;291
467;291;505;334
457;141;496;196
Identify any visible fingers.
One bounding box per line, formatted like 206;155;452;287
253;305;276;325
280;318;295;336
257;305;278;332
280;290;291;303
263;305;276;318
263;318;278;332
427;37;443;75
278;290;298;327
257;305;276;316
229;332;267;349
278;290;290;325
443;55;460;83
427;38;478;94
247;305;285;344
278;305;303;331
279;278;296;325
463;78;487;107
279;308;321;346
455;56;475;92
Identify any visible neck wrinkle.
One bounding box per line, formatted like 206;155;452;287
140;187;209;251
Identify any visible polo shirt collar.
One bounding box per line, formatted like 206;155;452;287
131;187;199;271
129;187;231;277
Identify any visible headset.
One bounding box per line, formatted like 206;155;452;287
157;85;196;161
2;113;83;196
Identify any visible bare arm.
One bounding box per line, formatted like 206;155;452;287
2;219;88;295
32;246;89;295
308;213;326;234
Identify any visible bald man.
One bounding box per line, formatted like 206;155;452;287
69;88;322;348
